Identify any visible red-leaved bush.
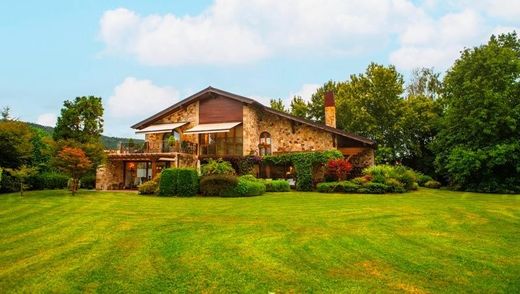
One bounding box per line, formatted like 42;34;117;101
326;159;353;181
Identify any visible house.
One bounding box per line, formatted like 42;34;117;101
96;87;375;190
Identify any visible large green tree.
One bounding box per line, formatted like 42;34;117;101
53;96;104;143
336;63;405;162
0;120;34;168
432;32;520;192
269;98;287;112
307;81;341;122
400;68;443;175
53;96;105;170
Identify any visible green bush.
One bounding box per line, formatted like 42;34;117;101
201;159;235;176
0;172;18;193
424;180;442;189
138;180;158;195
80;174;96;190
360;182;388;194
159;168;179;196
176;168;199;197
28;172;69;190
223;176;266;197
385;178;406;193
363;165;418;191
268;179;290;192
317;182;338;193
200;174;239;196
340;181;360;193
416;173;433;186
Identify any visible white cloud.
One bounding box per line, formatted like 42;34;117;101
36;113;57;127
99;0;425;66
290;84;321;101
107;77;179;118
390;10;485;70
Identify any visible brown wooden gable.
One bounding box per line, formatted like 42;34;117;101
199;94;243;124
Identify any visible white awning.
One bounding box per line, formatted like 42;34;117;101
183;122;242;134
135;122;188;134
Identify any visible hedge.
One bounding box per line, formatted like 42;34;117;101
224;176;266;197
264;179;290;192
159;168;179;196
176;168;199;197
28;172;69;190
200;174;238;196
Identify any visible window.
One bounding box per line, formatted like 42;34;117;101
199;125;243;156
259;132;271;155
162;130;181;152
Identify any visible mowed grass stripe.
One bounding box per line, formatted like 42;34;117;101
0;189;519;293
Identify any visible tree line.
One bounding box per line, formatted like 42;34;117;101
0;96;105;195
270;32;520;193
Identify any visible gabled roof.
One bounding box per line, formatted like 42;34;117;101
131;86;375;146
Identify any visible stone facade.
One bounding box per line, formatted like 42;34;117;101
95;160;123;190
147;101;200;149
243;105;335;155
324;106;336;128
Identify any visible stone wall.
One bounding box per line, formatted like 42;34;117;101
146;101;199;148
243;105;335;155
95;160;123;190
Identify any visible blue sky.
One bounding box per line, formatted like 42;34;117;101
0;0;518;138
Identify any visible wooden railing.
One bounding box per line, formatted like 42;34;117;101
119;141;197;155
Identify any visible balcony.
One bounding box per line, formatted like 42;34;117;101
117;141;198;155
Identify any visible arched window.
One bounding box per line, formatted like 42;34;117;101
259;132;271;155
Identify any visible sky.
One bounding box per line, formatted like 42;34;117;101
0;0;518;138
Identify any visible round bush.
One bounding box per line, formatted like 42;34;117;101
176;168;199;197
138;180;158;195
200;174;239;196
224;177;265;197
159;168;179;196
424;180;442;189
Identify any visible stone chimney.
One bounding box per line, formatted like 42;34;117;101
324;91;336;128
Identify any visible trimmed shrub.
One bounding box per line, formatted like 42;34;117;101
176;168;199;197
360;182;388;194
28;172;69;190
138;180;158;195
200;174;239;196
317;182;338;193
424;180;442;189
339;181;360;193
159;168;179;196
201;159;235;176
266;179;290;192
351;176;370;185
224;176;266;197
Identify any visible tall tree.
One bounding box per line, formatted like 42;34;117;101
53;96;105;170
336;63;405;162
269;98;287;112
400;68;443;175
0;120;34;168
53;96;104;143
289;96;309;118
432;32;520;192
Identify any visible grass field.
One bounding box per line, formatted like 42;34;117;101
0;189;519;293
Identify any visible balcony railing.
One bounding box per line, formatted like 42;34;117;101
119;141;197;155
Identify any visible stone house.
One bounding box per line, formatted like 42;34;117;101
96;87;375;190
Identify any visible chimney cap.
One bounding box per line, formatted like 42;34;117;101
324;91;335;107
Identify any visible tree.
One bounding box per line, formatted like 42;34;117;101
0;120;34;168
269;98;287;112
30;127;53;171
432;32;520;192
53;96;105;170
1;106;11;120
53;146;92;195
400;68;443;175
53;96;104;143
335;63;405;162
5;165;38;196
289;96;309;118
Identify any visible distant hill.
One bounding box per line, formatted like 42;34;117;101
26;122;143;149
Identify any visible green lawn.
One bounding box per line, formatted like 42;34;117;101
0;189;519;293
